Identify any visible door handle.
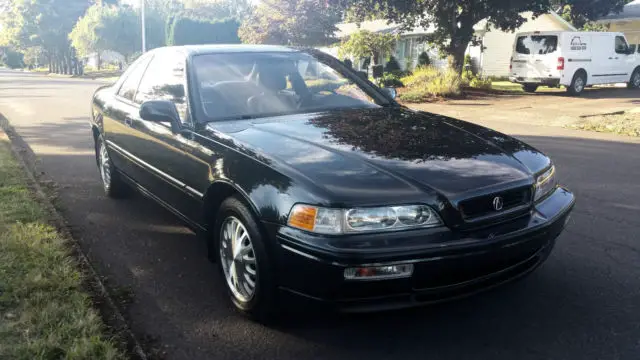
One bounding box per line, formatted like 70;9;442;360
124;117;133;127
609;57;613;59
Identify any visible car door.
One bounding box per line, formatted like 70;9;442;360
615;35;635;83
103;53;153;180
130;49;209;225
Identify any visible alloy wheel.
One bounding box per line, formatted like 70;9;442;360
574;77;585;93
633;72;640;88
219;216;258;303
99;142;112;191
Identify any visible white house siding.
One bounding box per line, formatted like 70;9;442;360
477;13;572;77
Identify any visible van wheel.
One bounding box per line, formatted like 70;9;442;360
628;68;640;89
567;71;586;95
522;84;538;93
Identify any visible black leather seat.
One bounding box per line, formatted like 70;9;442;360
247;68;298;114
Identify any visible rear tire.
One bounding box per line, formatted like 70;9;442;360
96;135;130;198
213;196;278;322
522;84;539;93
627;68;640;89
567;71;587;96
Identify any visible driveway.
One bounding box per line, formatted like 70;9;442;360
411;87;640;129
1;70;640;360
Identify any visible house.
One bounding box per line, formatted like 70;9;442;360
324;11;576;77
597;0;640;46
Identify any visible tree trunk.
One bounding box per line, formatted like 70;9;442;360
48;60;52;73
96;53;101;70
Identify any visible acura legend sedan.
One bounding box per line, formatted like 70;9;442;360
90;45;575;320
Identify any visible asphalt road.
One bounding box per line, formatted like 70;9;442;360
1;69;640;360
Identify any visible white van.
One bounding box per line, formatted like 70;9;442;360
509;31;640;95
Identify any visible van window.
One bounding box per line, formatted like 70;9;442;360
629;44;637;54
615;36;629;54
515;35;558;55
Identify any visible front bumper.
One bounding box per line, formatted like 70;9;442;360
271;187;575;312
509;76;561;86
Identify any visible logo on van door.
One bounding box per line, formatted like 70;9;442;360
570;37;587;51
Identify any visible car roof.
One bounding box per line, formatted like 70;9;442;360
164;44;300;56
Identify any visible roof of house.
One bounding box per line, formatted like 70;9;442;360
474;11;576;32
599;0;640;21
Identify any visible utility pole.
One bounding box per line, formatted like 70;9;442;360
141;0;146;53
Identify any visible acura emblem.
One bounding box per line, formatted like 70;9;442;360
492;196;504;211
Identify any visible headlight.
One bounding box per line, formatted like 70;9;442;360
287;204;442;235
534;166;557;202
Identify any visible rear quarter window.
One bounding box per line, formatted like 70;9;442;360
515;35;558;55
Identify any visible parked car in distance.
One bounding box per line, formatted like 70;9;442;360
509;31;640;95
90;45;575;321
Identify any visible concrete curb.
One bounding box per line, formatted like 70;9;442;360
0;115;148;360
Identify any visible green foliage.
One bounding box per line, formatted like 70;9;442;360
0;0;89;65
69;5;140;60
168;16;240;46
378;73;404;88
582;21;610;32
557;1;628;29
1;47;24;68
417;51;430;67
183;0;253;20
399;66;461;101
329;0;559;73
0;141;124;360
469;76;492;90
384;56;401;73
338;30;397;65
239;0;341;46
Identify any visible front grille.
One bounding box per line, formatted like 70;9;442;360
459;186;532;219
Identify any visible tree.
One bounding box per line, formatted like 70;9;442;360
69;4;141;65
555;0;629;29
167;15;240;45
182;0;253;20
333;0;555;73
337;30;397;66
0;0;91;74
239;0;341;46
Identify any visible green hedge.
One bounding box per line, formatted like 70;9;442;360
167;16;240;46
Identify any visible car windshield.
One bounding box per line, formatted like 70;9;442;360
515;35;558;55
192;51;385;121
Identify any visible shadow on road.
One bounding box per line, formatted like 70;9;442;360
12;122;640;359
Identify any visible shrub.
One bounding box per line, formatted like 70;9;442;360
1;48;24;69
343;58;353;69
470;76;492;90
417;51;430;67
384;56;401;73
398;66;461;101
399;89;430;103
378;73;404;88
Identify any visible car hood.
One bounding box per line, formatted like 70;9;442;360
205;107;550;205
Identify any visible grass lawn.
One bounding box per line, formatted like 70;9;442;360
491;81;524;92
0;137;123;359
566;111;640;137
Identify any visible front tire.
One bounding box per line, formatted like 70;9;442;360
628;68;640;89
96;135;130;198
214;196;277;321
567;71;587;96
522;84;538;93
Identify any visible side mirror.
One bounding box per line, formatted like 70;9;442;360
383;87;397;100
139;100;181;133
